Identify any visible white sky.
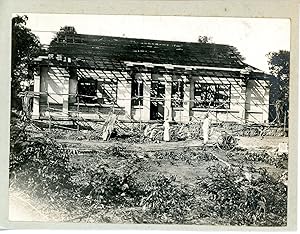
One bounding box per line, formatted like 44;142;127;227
19;13;290;73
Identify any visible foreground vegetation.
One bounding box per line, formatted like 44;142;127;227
10;119;287;226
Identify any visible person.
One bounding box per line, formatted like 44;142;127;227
163;118;171;142
202;113;211;144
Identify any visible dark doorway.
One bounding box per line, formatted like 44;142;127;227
150;80;165;120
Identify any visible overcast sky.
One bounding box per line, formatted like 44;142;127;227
18;13;290;73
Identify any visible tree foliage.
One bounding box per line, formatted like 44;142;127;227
49;26;77;46
267;50;290;80
11;15;41;110
266;50;290;124
198;36;213;43
267;50;290;99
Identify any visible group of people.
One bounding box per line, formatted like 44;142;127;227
163;113;211;144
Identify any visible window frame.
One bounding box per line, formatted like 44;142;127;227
131;78;144;106
171;79;184;108
193;82;231;109
77;78;118;105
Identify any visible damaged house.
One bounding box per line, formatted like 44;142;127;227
29;29;271;125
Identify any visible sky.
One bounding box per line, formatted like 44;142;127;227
18;13;290;73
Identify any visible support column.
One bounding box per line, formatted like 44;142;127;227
117;72;132;118
32;69;41;119
62;75;70;115
239;79;247;123
262;80;270;123
163;74;173;121
141;73;151;121
182;75;191;123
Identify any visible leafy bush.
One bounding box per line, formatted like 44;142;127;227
10;120;78;201
227;149;288;170
197;164;287;226
139;175;195;224
79;166;145;208
9;120;287;226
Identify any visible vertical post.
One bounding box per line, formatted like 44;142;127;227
77;97;80;133
32;68;41;119
138;81;142;132
283;110;287;134
164;74;172;121
62;74;70;115
239;79;247;123
142;73;151;121
116;72;132;118
182;75;191;123
47;95;51;131
262;80;270;123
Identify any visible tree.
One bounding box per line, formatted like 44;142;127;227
11;15;41;110
198;36;213;43
49;26;77;46
266;50;290;125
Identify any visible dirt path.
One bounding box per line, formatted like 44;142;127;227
57;136;288;152
238;136;288;149
57;138;205;152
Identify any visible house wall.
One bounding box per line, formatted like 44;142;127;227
35;65;269;124
190;76;244;123
38;66;70;118
245;79;269;123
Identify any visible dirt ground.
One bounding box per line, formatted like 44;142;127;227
56;135;288;152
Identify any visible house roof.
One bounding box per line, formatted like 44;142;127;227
32;32;268;80
48;33;248;69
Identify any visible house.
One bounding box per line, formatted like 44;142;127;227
29;31;271;124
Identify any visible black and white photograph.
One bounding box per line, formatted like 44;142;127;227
8;13;290;227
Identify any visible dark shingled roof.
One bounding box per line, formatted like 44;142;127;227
48;33;248;71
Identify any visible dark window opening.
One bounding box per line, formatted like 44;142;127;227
151;80;165;99
132;79;144;106
78;78;97;104
194;82;231;109
77;78;117;105
150;80;165;120
171;80;184;107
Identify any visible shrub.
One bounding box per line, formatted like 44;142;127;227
197;164;287;226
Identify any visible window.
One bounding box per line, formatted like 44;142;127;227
78;78;97;104
100;80;117;105
194;82;231;109
131;79;144;106
77;78;117;105
171;80;184;107
151;80;165;99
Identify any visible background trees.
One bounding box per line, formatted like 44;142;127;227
266;50;290;125
11;15;41;110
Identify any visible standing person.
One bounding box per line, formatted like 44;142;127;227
202;113;211;144
163;118;171;142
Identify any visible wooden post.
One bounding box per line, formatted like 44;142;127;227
62;74;70;115
283;110;287;134
32;70;41;119
164;74;173;121
141;73;151;121
116;72;132;118
77;96;80;133
239;79;247;124
138;81;142;132
182;75;191;123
